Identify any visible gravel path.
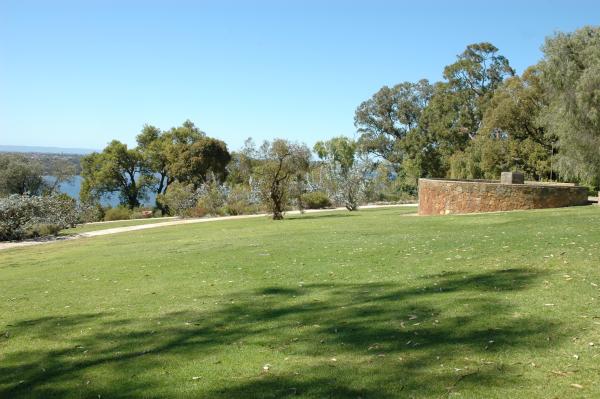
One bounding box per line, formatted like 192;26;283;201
0;204;417;251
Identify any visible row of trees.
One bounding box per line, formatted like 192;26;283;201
354;26;600;190
0;153;76;196
80;121;231;211
81;124;374;219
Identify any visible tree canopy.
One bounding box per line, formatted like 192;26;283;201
80;140;152;209
253;139;311;220
540;26;600;188
352;35;599;190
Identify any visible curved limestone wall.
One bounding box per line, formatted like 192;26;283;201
418;178;589;216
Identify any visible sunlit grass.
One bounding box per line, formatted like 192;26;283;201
1;206;599;398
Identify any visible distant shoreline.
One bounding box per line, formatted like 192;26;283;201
0;145;97;155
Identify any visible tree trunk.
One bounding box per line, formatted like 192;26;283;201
270;181;284;220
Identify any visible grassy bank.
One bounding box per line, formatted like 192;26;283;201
1;206;599;398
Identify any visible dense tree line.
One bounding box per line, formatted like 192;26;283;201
0;153;77;196
80;120;231;211
355;26;600;192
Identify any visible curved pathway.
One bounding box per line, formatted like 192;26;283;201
0;204;417;251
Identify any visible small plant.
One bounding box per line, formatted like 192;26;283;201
104;206;132;221
223;185;260;215
197;174;227;216
156;182;199;217
30;223;62;237
0;193;79;241
77;202;105;223
301;191;332;209
131;207;154;219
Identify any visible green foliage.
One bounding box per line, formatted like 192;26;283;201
82;121;231;212
164;122;231;189
30;223;62;237
443;42;514;98
80;141;153;209
365;163;417;202
313;137;371;210
253;139;311;219
0;193;79;241
136;124;171;202
77;202;105;223
222;184;260;215
469;67;553;180
0;154;47;196
301;191;332;209
354;42;517;184
351;36;599;186
354;80;432;166
103;206;133;221
540;26;600;189
196;175;227;216
0;153;78;197
130;207;154;219
314;136;357;173
156;181;198;217
135;120;232;213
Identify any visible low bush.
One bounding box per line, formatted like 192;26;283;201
30;223;62;237
156;182;199;217
197;177;227;216
223;185;260;215
131;207;154;219
78;202;105;223
189;205;209;218
0;194;79;241
104;206;132;221
301;191;332;209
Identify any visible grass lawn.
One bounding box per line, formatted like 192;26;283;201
1;206;600;398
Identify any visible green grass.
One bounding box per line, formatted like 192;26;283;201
60;217;176;235
1;206;600;398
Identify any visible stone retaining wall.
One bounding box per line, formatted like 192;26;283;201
418;178;589;216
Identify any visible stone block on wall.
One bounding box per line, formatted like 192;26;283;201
500;172;524;184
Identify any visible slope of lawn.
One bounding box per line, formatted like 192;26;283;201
1;206;599;398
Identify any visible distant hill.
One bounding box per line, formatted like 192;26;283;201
0;145;97;155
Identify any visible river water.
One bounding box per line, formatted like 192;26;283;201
51;176;157;207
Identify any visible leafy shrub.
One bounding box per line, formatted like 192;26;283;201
0;194;79;241
131;207;154;219
189;205;208;218
301;191;332;209
104;206;132;221
197;176;227;216
31;223;62;237
156;182;199;217
223;185;260;215
77;202;105;223
152;209;163;218
47;194;80;227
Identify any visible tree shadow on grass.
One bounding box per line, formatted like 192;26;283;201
0;268;564;398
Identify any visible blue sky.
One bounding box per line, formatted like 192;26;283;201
1;0;598;152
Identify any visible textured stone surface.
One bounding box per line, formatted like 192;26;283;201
500;172;524;184
418;178;589;216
